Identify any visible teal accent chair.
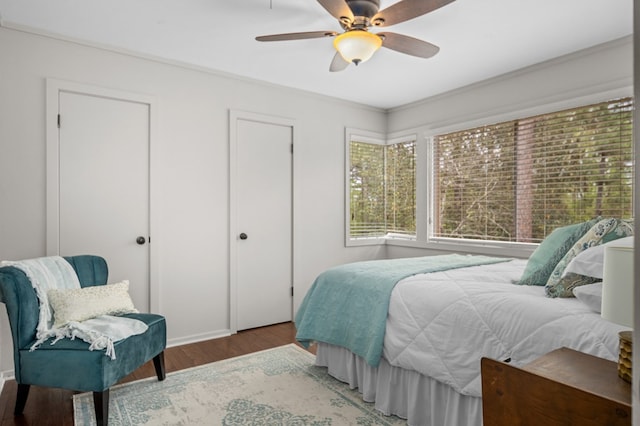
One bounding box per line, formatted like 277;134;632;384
0;255;166;426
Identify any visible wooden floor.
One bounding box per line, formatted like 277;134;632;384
0;322;312;426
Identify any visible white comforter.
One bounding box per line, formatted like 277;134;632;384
382;258;625;397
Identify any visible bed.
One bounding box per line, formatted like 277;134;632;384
295;219;633;426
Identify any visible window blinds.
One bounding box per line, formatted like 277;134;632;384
350;141;386;237
349;140;417;238
434;98;634;243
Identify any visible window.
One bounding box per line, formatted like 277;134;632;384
433;98;634;243
386;140;417;237
349;140;385;238
347;131;416;242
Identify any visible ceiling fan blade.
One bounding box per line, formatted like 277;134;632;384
317;0;354;22
379;32;440;58
372;0;455;27
256;31;337;42
329;51;350;72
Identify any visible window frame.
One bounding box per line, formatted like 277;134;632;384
421;90;634;257
345;128;387;247
346;87;633;257
345;128;418;247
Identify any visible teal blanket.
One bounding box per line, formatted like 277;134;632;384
295;254;510;367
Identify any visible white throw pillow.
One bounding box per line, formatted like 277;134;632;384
563;236;634;279
572;282;603;313
48;280;138;328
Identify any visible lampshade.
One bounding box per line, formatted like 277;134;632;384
334;31;382;65
601;245;634;328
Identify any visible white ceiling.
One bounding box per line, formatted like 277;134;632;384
0;0;632;109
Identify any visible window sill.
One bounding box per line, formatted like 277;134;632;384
384;237;536;258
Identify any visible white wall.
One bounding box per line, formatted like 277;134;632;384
0;26;386;376
387;36;632;133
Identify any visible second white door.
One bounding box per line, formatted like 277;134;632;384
235;117;293;330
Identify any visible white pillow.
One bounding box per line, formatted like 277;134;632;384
48;280;138;328
563;236;634;279
572;282;602;313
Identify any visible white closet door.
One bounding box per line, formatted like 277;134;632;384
57;91;151;312
235;117;293;330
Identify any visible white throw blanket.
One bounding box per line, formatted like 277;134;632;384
1;256;147;359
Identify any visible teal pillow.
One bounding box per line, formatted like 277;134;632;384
545;217;634;297
517;219;598;286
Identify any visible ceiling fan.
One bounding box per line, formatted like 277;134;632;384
256;0;455;72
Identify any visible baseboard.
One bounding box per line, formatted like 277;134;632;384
1;369;14;381
0;371;9;394
166;329;232;348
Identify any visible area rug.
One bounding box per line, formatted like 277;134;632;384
73;344;405;425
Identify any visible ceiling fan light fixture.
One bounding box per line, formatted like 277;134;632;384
333;30;382;65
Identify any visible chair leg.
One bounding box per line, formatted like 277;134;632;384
153;352;166;381
93;389;109;426
14;383;30;415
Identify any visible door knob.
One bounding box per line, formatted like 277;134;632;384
136;236;146;245
239;233;248;240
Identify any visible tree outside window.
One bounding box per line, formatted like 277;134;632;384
349;139;416;239
347;98;633;246
434;98;634;243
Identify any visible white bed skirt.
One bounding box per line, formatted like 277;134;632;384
315;342;483;426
